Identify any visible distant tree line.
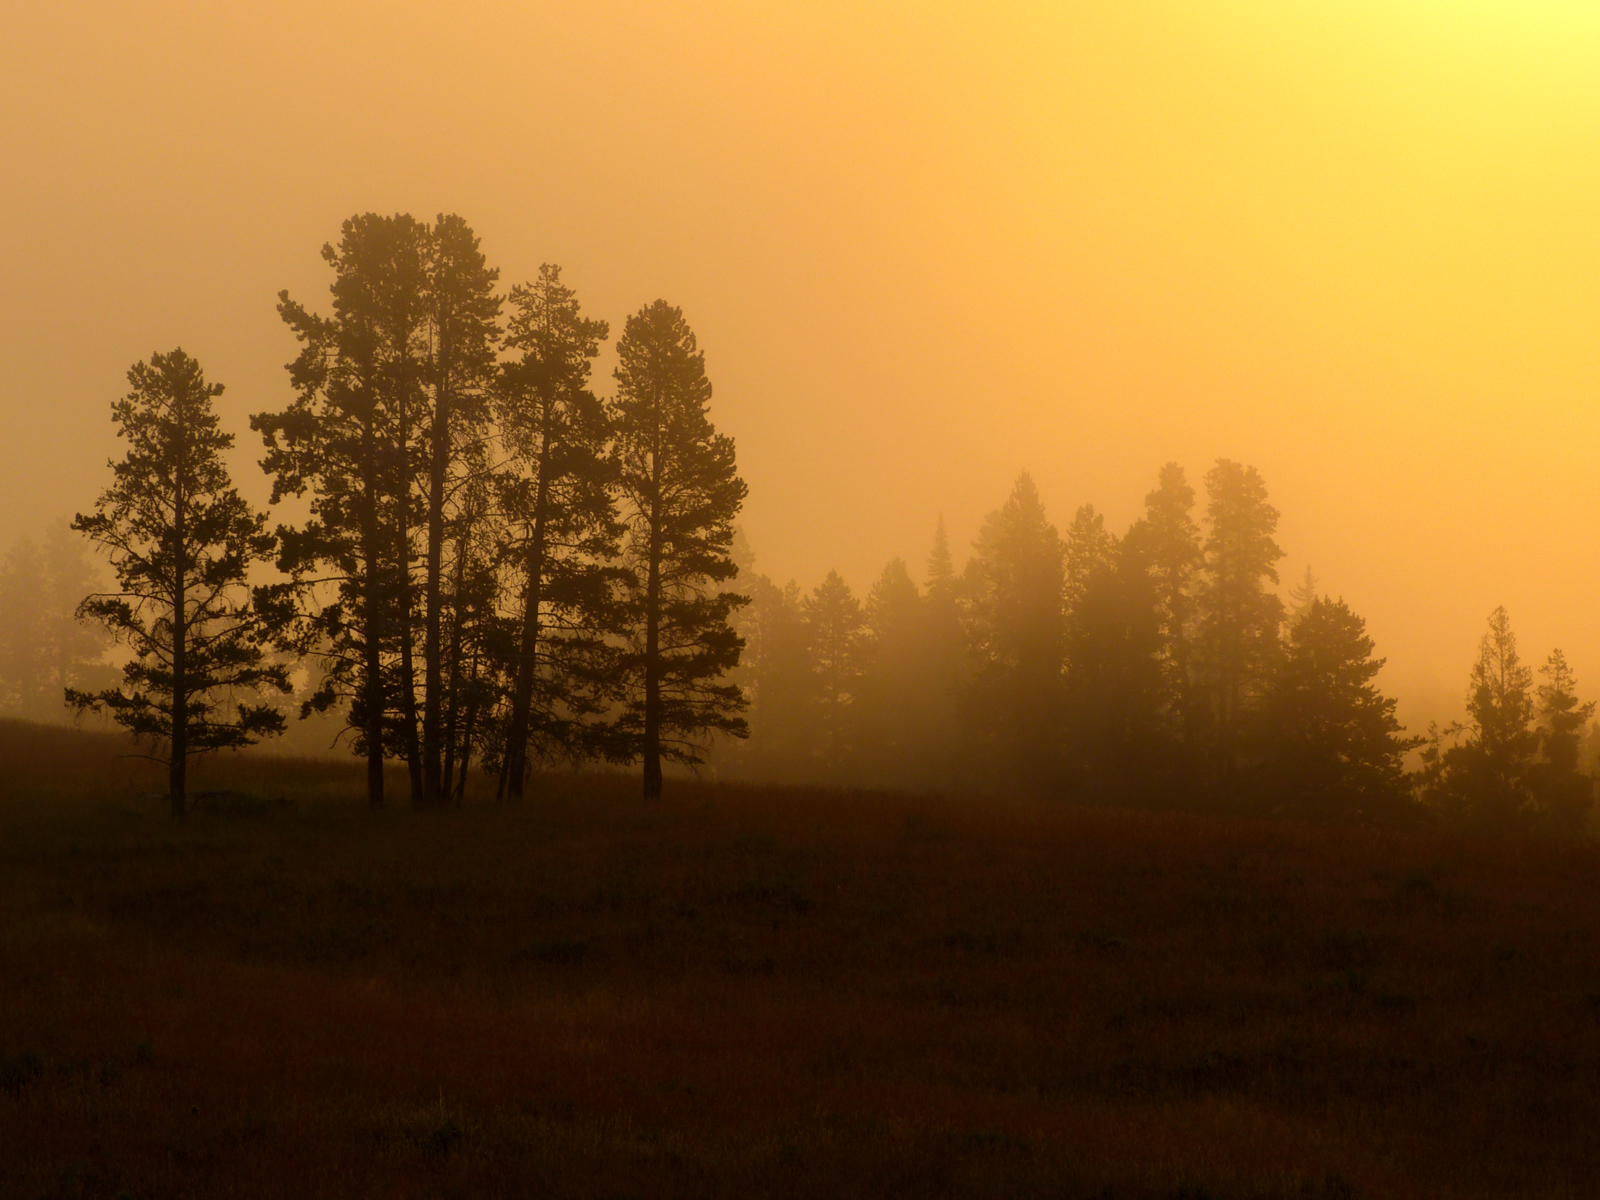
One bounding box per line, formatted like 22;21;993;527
65;213;748;815
13;211;1594;833
719;468;1597;835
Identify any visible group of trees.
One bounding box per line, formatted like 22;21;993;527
0;525;115;720
1416;610;1597;835
69;213;748;814
720;466;1596;833
38;211;1599;834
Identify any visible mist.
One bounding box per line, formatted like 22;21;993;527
5;1;1600;744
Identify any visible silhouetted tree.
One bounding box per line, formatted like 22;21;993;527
612;300;748;797
71;350;290;816
853;556;944;787
1063;506;1166;803
962;472;1064;795
1261;596;1419;822
495;264;623;800
725;562;815;781
1285;565;1320;628
1131;464;1202;749
420;214;501;804
1196;459;1284;793
254;213;428;807
1530;649;1595;835
1431;607;1539;829
802;569;868;774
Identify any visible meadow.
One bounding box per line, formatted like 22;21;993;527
3;719;1599;1199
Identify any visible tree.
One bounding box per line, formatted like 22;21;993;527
71;350;289;816
419;214;501;804
724;560;815;782
1131;463;1202;749
1285;565;1320;628
495;263;624;799
802;569;868;774
1261;596;1420;822
1432;606;1540;829
1063;506;1166;803
1530;649;1595;835
254;212;429;807
853;556;941;787
1196;459;1284;791
612;300;749;797
0;527;114;722
961;472;1064;795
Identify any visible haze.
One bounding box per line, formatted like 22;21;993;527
4;0;1599;727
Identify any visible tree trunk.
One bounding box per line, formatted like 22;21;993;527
361;408;385;808
423;328;451;804
440;521;471;798
505;441;552;802
643;526;662;800
170;408;188;820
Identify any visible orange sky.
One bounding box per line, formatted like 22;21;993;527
3;0;1599;728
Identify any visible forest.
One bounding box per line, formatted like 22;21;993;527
0;211;1591;835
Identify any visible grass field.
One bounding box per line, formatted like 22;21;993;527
3;719;1599;1198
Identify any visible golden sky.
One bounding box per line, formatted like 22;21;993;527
3;0;1599;724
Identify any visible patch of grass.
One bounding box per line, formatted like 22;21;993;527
3;718;1600;1196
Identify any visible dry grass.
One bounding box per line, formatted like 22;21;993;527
3;718;1599;1198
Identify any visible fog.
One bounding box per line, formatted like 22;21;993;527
4;0;1600;733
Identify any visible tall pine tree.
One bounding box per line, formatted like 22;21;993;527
254;213;429;807
72;350;289;816
612;301;748;797
495;264;624;799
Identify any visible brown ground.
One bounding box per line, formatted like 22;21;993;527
2;718;1598;1199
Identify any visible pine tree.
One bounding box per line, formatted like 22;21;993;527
71;350;289;816
802;569;868;774
962;472;1064;795
1063;506;1166;803
1196;459;1285;791
1262;596;1419;822
420;214;501;804
1531;649;1595;835
612;300;749;797
253;213;429;807
1130;463;1201;748
725;564;815;781
495;264;624;799
1434;606;1540;829
853;557;936;786
1286;565;1320;628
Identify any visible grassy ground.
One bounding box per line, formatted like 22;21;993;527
3;719;1599;1198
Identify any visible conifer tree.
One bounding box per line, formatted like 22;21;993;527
1262;596;1419;821
962;472;1064;794
495;264;623;799
1063;506;1165;802
253;213;429;807
71;350;290;816
802;569;868;774
853;557;936;786
1196;459;1284;789
612;301;748;797
420;214;501;804
1130;463;1202;748
1286;565;1320;628
1433;606;1540;828
726;563;814;781
1531;649;1595;835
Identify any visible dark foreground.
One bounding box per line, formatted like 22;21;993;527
2;723;1598;1198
